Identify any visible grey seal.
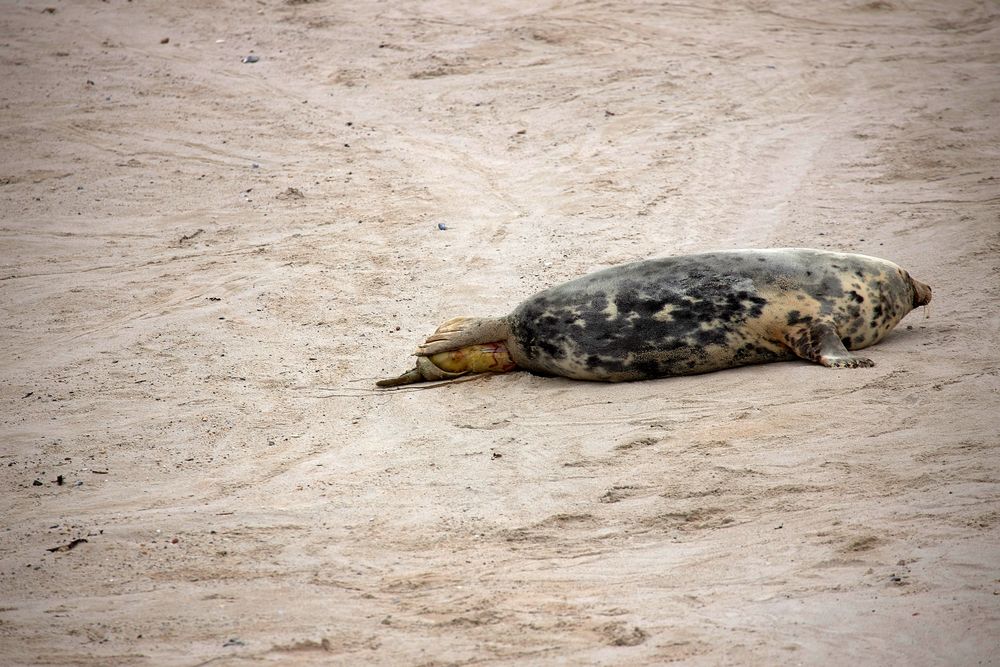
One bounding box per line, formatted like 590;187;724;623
377;248;931;386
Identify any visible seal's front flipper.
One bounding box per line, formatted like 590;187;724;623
786;321;874;369
415;316;510;356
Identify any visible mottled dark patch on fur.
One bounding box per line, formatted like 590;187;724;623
510;256;776;380
786;310;813;326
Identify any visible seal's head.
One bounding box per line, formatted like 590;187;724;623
910;275;932;308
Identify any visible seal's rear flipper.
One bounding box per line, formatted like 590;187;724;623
786;321;875;369
414;316;510;356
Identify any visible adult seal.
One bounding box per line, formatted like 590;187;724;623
377;248;931;386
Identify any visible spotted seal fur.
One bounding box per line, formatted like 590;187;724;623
377;248;931;386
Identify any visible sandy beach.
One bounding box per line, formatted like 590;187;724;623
1;0;999;664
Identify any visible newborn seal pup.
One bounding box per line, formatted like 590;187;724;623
377;248;931;386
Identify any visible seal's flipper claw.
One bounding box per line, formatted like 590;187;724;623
435;317;475;332
419;318;471;345
821;354;875;369
786;321;874;369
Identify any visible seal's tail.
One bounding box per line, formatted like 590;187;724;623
414;316;510;356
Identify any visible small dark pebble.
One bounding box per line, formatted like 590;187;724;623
223;638;245;647
23;392;32;399
32;479;43;486
160;37;170;44
56;475;64;486
241;55;259;64
491;452;502;459
437;223;447;230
